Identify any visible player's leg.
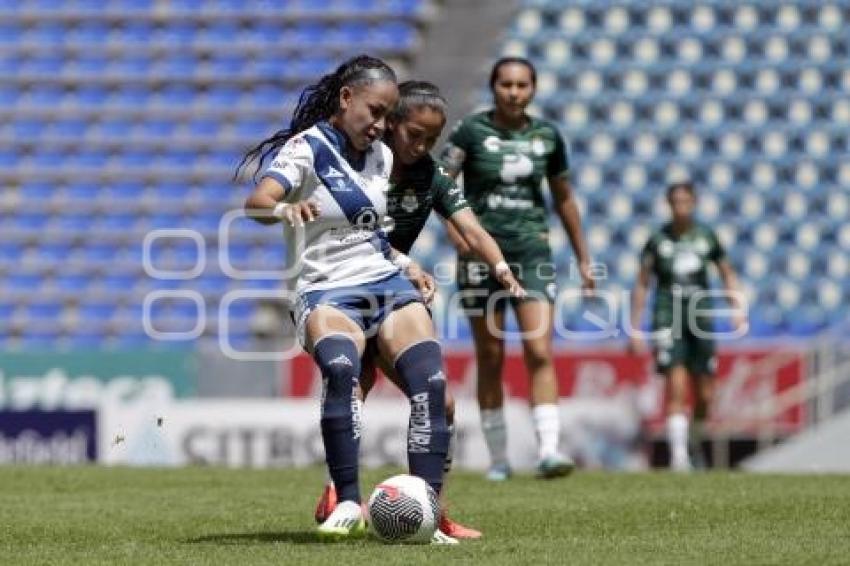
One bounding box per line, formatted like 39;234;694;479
315;340;379;524
665;363;691;471
654;326;692;471
688;337;717;469
470;307;511;480
513;296;573;478
376;302;451;496
304;306;368;538
377;356;482;539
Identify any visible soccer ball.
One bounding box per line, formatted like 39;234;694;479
367;474;440;544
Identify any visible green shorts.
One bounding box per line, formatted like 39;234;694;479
652;322;717;377
455;241;556;314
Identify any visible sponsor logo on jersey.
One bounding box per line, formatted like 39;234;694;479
483;135;547;155
352;207;379;229
658;240;674;258
325;166;344;179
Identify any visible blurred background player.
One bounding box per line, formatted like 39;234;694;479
241;55;455;543
313;80;526;539
440;57;594;481
629;181;746;471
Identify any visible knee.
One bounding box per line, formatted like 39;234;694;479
313;334;361;404
476;343;504;375
522;341;552;371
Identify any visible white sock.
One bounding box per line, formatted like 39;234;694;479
444;424;455;474
480;408;508;467
666;413;689;468
532;404;561;460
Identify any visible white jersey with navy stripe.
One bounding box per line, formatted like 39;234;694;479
261;121;398;295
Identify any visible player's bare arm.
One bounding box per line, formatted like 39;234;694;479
448;208;525;298
717;259;747;331
629;260;653;354
549;175;594;290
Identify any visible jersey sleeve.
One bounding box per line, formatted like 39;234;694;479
546;125;571;179
260;135;314;197
438;118;473;175
708;227;727;263
432;164;470;219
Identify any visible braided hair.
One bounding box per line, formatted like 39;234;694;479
236;54;397;180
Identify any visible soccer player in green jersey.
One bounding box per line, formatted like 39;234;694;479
440;57;595;481
311;81;525;540
629;182;746;471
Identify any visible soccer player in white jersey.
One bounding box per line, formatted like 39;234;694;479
240;55;456;544
311;81;528;540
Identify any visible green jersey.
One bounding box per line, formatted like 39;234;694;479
386;155;469;254
440;110;570;247
641;222;726;325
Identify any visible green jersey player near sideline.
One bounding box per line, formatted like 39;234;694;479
629;181;746;471
308;81;525;541
440;57;594;481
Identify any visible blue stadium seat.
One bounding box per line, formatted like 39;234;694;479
25;86;62;108
53;274;89;293
27;23;67;46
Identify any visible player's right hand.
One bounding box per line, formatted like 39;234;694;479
406;261;437;306
281;200;321;227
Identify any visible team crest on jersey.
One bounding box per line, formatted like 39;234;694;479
401;189;419;213
531;136;547;156
658;240;674;258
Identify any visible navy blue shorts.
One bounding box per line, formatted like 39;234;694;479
293;272;423;347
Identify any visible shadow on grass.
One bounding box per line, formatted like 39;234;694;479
187;530;363;546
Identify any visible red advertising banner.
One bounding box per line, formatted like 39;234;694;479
285;347;806;433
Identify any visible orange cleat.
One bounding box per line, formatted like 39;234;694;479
439;512;482;539
314;483;338;524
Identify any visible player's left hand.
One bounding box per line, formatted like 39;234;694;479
579;260;596;293
494;264;527;299
406;261;436;306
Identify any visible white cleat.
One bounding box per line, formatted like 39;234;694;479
316;500;366;540
671;456;693;473
431;529;459;545
485;463;512;482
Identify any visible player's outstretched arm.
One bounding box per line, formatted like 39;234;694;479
244;179;320;226
447;209;526;298
550;175;594;291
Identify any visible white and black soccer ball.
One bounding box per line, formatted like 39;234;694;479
367;474;440;544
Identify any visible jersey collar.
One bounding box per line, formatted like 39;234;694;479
316;120;370;172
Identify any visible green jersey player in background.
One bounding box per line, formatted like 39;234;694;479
629;181;746;471
440;57;594;481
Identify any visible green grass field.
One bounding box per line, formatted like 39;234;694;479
2;466;849;565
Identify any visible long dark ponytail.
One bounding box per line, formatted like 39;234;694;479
236;54;397;180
